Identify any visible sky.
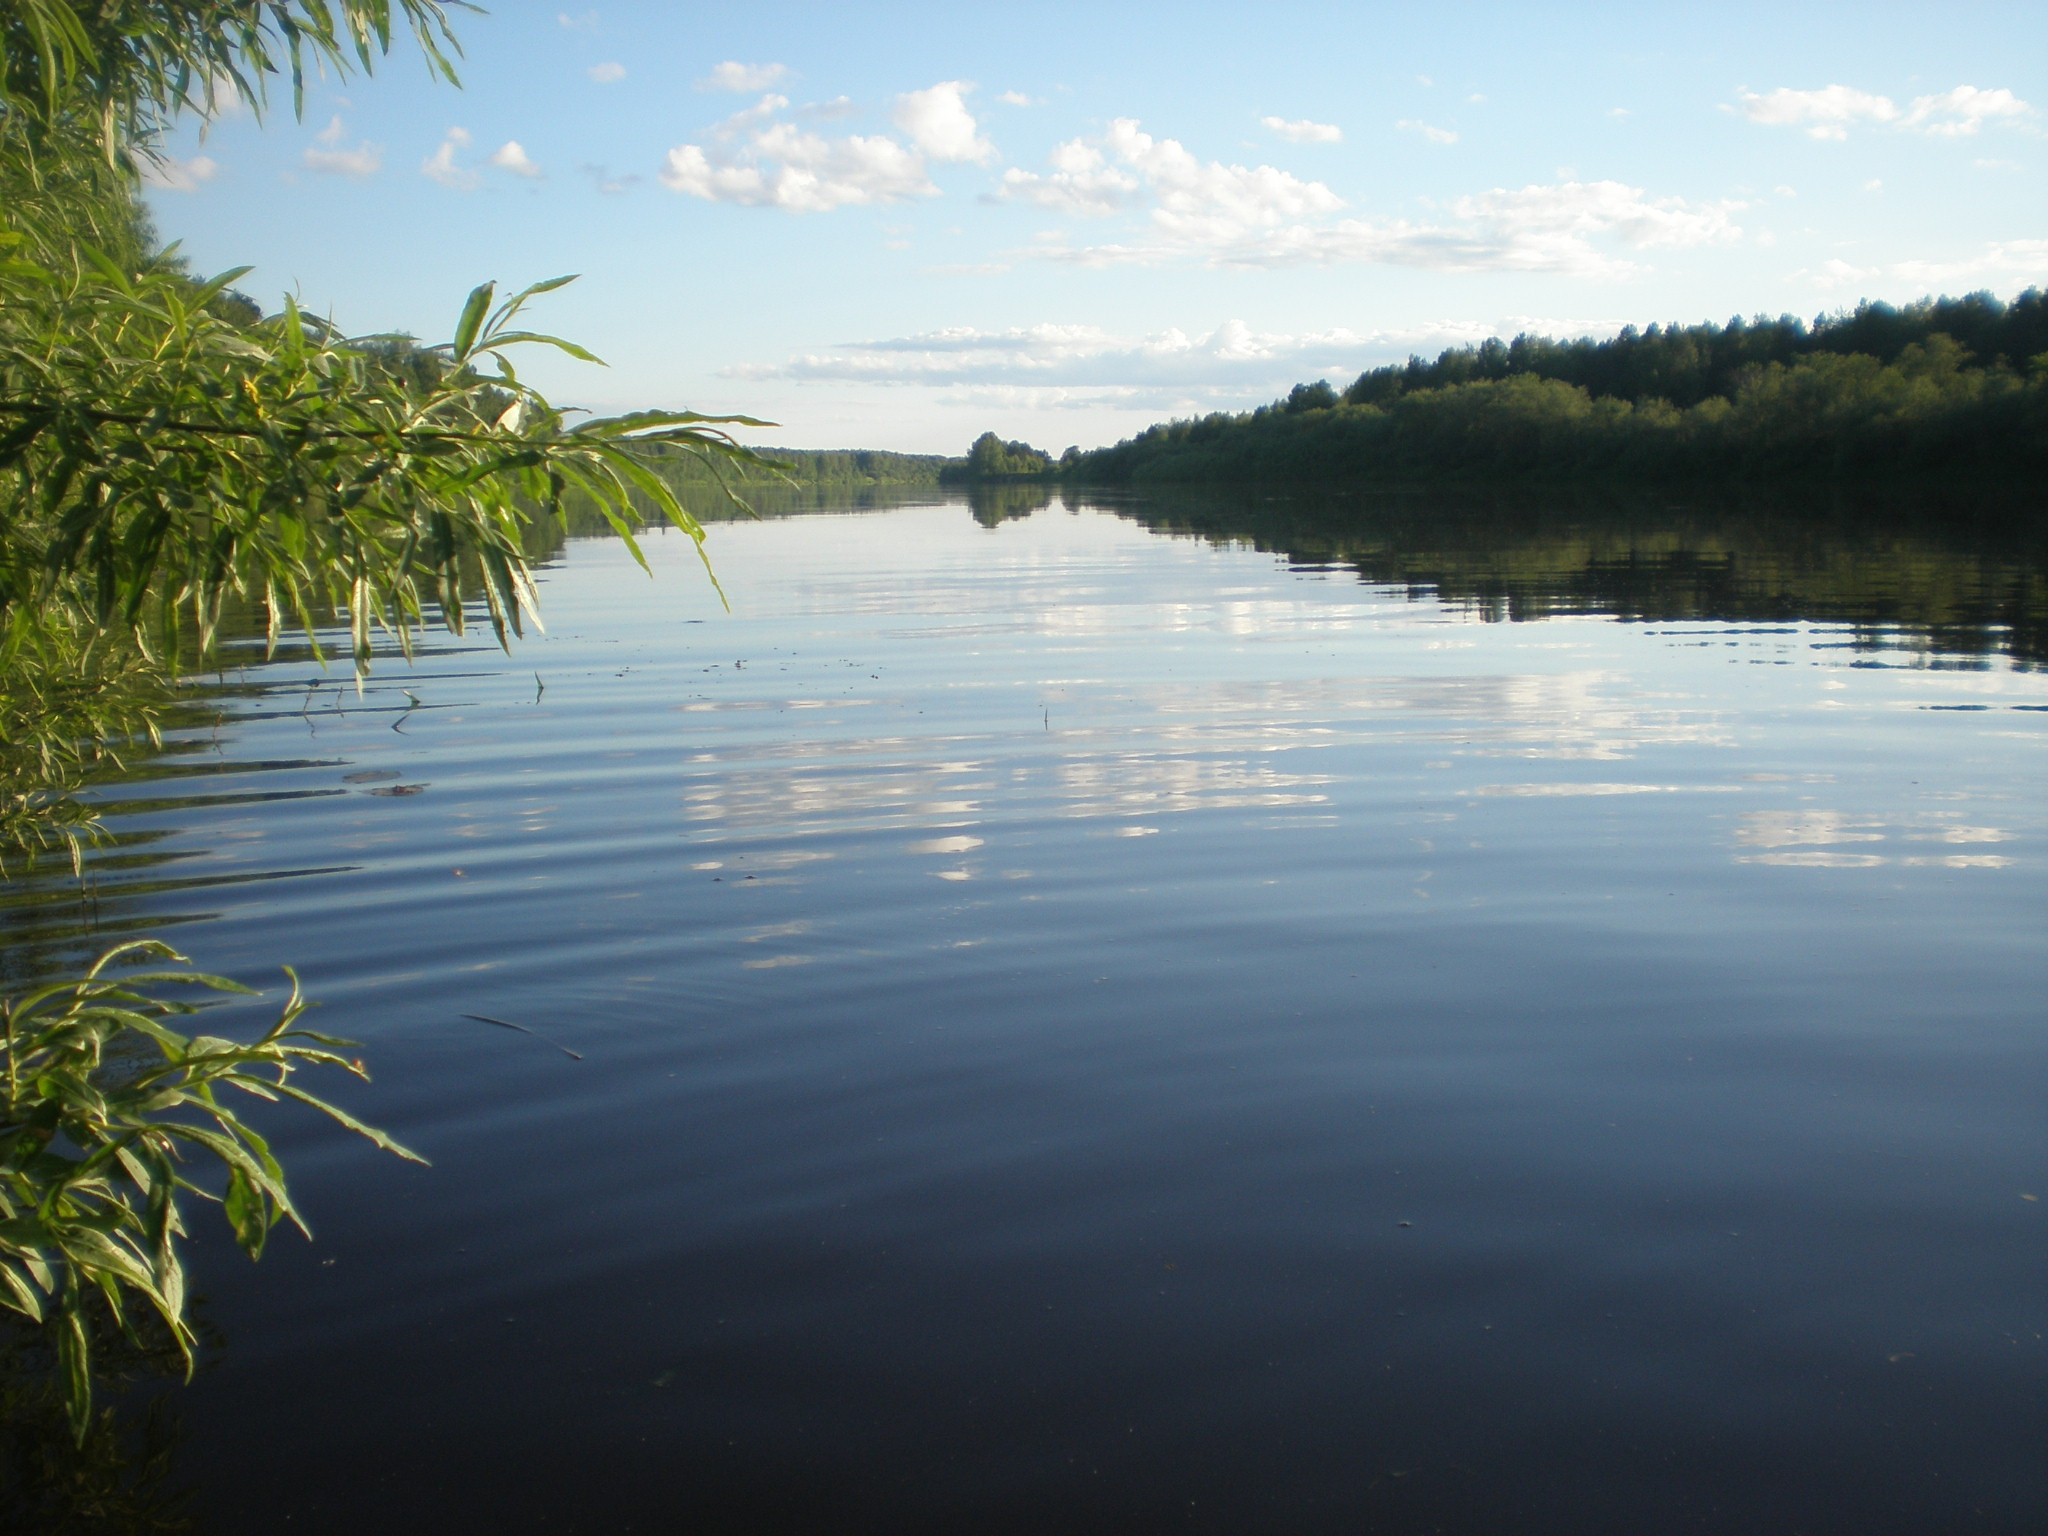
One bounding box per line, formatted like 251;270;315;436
143;1;2047;455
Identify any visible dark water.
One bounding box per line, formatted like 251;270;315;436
12;491;2046;1533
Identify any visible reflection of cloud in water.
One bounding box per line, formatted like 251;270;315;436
1737;811;1886;849
908;835;983;854
1139;672;1729;762
1474;782;1740;798
668;664;1743;842
1908;824;2009;844
1739;851;1888;868
1055;755;1332;817
1734;810;2019;871
742;921;812;942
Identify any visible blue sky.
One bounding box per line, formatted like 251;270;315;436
144;1;2046;454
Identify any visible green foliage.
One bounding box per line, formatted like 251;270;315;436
1;4;465;266
0;616;175;876
1284;380;1338;413
650;445;947;498
1069;313;2048;487
1;0;776;678
943;431;1054;483
0;2;466;148
0;0;774;1458
0;942;423;1442
1336;290;2048;410
0;250;776;673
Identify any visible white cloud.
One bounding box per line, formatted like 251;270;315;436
998;90;1034;107
1794;239;2048;290
1003;118;1343;248
1901;86;2032;136
727;315;1627;397
490;140;543;178
303;115;381;177
1736;84;1896;139
1888;238;2048;287
421;126;476;189
1736;83;2032;140
1115;121;1345;244
1262;116;1342;144
661;94;935;211
1397;119;1458;145
1023;157;1739;276
141;152;218;191
588;62;626;84
999;139;1144;216
892;81;996;165
800;96;859;121
1453;179;1737;251
1800;257;1881;289
699;61;789;93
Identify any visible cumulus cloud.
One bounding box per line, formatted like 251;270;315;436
490;140;543;178
588;62;626;84
1901;86;2032;136
998;90;1034;107
1003;119;1343;247
699;61;789;93
1262;116;1342;144
1736;85;1896;139
141;151;218;191
892;80;996;164
1397;119;1458;144
1736;83;2032;139
303;115;382;177
421;126;477;188
724;315;1627;404
1014;141;1740;276
661;93;935;211
999;138;1144;216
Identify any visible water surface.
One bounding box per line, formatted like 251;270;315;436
17;491;2046;1534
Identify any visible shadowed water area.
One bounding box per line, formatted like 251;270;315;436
5;488;2044;1534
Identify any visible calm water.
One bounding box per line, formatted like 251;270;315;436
13;492;2047;1533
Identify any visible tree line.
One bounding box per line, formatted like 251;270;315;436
1037;293;2048;486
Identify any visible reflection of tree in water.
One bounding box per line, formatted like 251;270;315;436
0;1308;215;1533
1102;483;2048;667
969;484;1055;528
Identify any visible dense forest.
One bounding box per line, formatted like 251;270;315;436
1061;292;2048;486
670;446;950;487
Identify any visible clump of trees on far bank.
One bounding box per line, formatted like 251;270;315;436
1058;293;2048;486
939;431;1065;483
